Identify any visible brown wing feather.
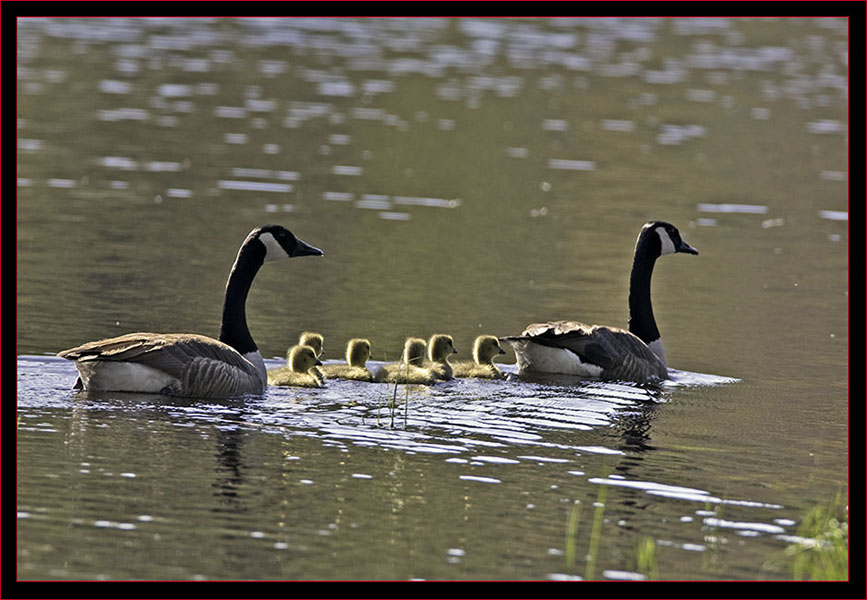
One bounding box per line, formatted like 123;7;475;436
514;320;667;381
58;332;257;379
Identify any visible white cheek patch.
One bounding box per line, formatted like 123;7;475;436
259;232;290;262
656;227;676;255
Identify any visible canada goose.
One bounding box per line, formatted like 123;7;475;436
267;345;324;388
57;225;323;397
501;221;698;383
320;338;375;382
425;334;458;381
374;337;434;384
296;331;325;383
298;331;324;358
402;337;427;367
453;335;507;379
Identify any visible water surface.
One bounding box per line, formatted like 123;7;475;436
17;17;848;581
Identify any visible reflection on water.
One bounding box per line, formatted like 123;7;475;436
15;354;796;581
17;16;847;582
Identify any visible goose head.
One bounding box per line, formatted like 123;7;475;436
289;344;323;373
298;331;324;357
250;224;324;262
473;335;506;365
637;221;698;260
346;338;372;367
428;334;458;363
402;337;427;366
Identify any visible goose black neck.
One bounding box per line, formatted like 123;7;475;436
628;252;660;345
219;241;265;355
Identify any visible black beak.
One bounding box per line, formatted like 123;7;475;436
293;238;324;257
677;240;699;255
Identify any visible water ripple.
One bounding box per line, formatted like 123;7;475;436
19;356;736;461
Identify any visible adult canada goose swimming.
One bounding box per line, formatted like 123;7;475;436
267;344;324;388
453;335;507;379
501;221;698;383
374;337;433;384
57;225;323;397
320;338;375;382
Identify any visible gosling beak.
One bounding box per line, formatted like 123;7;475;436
315;359;323;366
498;347;506;355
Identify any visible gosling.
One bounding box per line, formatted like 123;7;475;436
425;334;458;381
375;337;435;384
268;345;323;388
297;331;324;383
320;338;375;382
298;331;324;357
452;335;507;379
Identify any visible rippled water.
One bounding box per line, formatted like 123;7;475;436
17;17;848;581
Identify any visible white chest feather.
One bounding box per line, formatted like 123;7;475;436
647;338;667;366
513;342;604;378
243;350;268;385
75;361;179;394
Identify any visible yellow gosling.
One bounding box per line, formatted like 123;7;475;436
268;345;323;388
453;335;507;379
374;337;436;384
298;331;324;357
320;338;375;382
294;332;324;383
402;337;427;367
425;334;458;381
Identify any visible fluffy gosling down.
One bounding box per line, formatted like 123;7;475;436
268;345;323;388
320;338;375;382
373;335;458;384
298;331;324;358
452;335;507;379
374;337;434;384
425;334;459;381
297;331;325;383
376;334;458;383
